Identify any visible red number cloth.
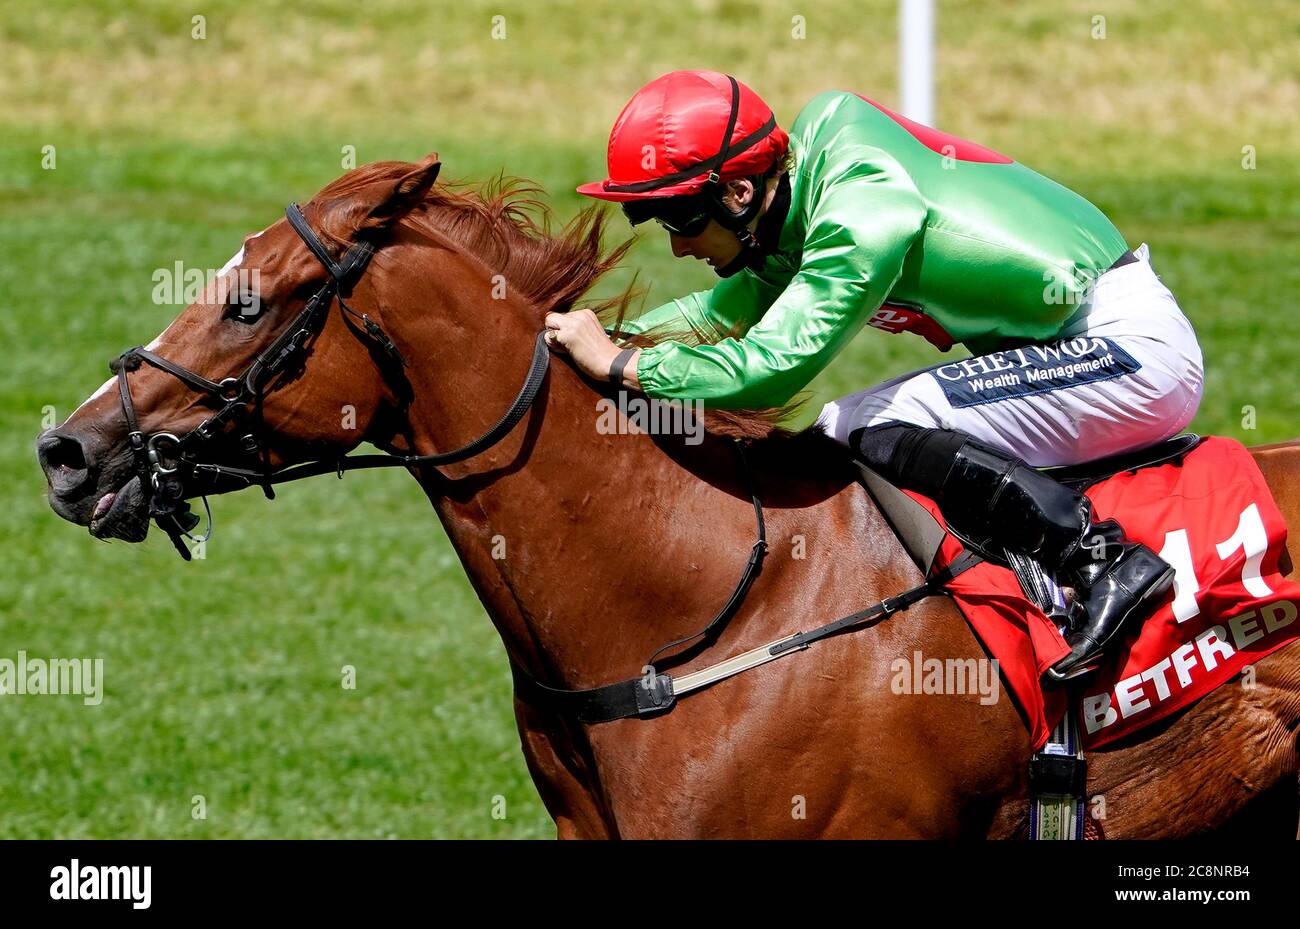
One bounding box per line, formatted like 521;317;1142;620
905;437;1300;749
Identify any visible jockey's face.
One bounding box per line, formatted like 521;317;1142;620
667;218;744;267
665;176;773;270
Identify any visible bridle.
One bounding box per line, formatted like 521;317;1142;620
111;202;551;560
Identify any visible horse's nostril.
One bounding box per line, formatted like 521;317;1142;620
38;433;90;487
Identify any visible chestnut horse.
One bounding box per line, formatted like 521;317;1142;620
38;155;1300;838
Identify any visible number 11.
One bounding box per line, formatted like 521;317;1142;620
1157;503;1273;623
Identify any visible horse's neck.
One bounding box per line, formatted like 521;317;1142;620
381;247;745;686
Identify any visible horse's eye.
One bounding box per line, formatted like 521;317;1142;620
223;293;263;324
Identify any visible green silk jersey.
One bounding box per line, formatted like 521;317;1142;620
626;91;1129;408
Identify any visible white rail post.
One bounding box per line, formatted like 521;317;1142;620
899;0;935;126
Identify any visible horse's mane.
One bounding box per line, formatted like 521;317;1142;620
313;160;820;447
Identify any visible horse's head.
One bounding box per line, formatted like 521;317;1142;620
37;154;444;548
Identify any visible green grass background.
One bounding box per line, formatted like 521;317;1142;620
1;1;1297;837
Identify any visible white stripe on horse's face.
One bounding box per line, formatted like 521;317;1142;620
73;375;119;417
69;231;266;418
213;245;246;283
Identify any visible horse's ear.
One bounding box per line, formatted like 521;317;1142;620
357;153;442;232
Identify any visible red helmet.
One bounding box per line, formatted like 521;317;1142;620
577;70;788;203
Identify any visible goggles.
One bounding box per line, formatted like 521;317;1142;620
621;194;713;238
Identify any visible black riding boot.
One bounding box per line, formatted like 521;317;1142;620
1048;520;1177;680
851;425;1175;680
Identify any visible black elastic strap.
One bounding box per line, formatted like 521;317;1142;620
1029;752;1088;796
608;348;636;385
706;76;744;184
601;119;777;194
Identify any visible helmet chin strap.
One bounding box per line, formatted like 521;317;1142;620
712;227;761;278
705;173;767;278
707;171;790;278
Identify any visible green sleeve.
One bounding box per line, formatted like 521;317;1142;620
635;147;928;408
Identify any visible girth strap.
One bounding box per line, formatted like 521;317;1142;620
511;661;677;722
511;550;982;723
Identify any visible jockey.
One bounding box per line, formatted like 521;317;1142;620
551;70;1203;680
